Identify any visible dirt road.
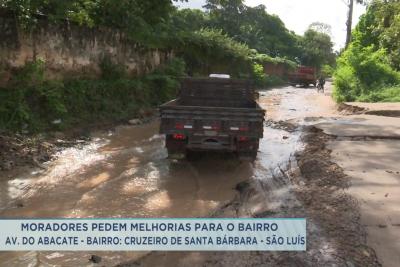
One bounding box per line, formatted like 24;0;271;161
1;83;396;266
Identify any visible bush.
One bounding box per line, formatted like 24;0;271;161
0;58;185;132
321;64;334;78
250;53;297;70
333;2;400;103
178;29;253;77
356;86;400;103
333;42;400;102
0;59;69;131
333;64;360;102
99;56;126;80
251;63;285;88
252;63;267;87
265;75;285;88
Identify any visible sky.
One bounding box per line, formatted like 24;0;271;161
175;0;366;51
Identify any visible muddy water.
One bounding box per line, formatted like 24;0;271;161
0;86;316;267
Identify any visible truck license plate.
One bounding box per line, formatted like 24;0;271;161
204;131;217;136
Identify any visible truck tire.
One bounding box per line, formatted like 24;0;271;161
167;148;185;159
166;136;186;159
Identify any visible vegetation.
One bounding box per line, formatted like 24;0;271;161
204;1;299;58
0;0;182;46
299;28;335;70
0;0;338;132
1;0;335;74
356;86;400;102
333;0;400;102
0;58;185;132
321;65;335;78
176;28;254;77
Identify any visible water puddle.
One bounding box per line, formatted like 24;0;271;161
0;87;318;266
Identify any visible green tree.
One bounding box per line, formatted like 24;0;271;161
334;0;400;102
309;22;332;37
204;0;246;38
1;0;188;46
176;28;253;76
354;0;400;70
298;29;335;69
170;8;208;33
204;0;299;59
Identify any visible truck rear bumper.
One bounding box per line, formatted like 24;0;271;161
186;134;234;151
186;143;235;152
165;134;258;153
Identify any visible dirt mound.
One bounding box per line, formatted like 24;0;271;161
0;134;57;172
338;103;400;118
0;132;92;173
265;119;297;132
365;110;400;117
337;103;366;115
295;126;381;267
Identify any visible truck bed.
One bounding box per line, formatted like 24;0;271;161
160;99;264;118
178;78;256;108
160;99;264;145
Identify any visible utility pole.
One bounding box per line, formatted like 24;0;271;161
345;0;354;48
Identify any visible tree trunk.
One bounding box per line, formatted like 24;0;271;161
345;0;354;48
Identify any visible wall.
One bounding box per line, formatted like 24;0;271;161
0;10;173;85
263;62;289;78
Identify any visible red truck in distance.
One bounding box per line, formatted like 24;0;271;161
288;66;317;87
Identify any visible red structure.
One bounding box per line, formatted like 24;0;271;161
287;66;317;87
263;62;288;77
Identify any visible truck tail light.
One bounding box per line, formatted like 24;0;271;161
173;134;186;140
175;123;184;130
238;136;248;142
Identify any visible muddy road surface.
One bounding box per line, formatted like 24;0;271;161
0;85;381;266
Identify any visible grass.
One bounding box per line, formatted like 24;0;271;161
356;86;400;102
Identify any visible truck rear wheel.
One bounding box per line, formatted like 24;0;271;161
166;135;187;159
167;148;186;159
